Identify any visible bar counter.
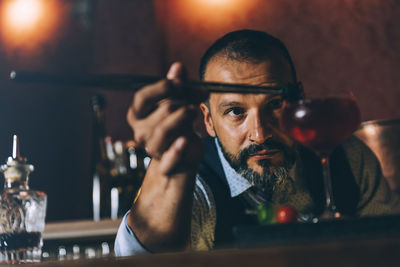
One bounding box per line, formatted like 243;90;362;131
31;214;400;266
10;236;400;267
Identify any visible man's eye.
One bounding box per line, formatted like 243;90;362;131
225;107;244;117
268;99;283;109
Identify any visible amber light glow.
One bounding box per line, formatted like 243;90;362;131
195;0;236;6
0;0;61;50
170;0;257;29
5;0;43;31
185;0;248;12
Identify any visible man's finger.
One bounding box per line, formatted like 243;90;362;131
158;136;187;175
130;100;186;146
132;79;176;118
167;62;209;104
145;105;197;158
167;62;187;80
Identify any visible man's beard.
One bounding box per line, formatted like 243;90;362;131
217;137;296;193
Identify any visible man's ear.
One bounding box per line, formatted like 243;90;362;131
200;102;216;138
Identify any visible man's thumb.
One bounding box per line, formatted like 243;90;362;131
167;62;187;80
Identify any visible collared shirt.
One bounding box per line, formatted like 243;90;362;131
215;139;252;197
115;139;252;255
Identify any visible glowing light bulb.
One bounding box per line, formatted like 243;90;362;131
5;0;44;31
202;0;232;5
0;0;62;51
192;0;241;7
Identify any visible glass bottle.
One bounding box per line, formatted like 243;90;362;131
0;135;47;263
110;141;145;218
121;143;145;213
91;94;111;220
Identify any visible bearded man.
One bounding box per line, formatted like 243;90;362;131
115;30;400;255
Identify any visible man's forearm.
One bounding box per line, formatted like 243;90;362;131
127;159;197;252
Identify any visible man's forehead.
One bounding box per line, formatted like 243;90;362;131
204;56;293;85
209;92;281;108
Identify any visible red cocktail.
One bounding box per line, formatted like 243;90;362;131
280;97;361;156
280;95;361;218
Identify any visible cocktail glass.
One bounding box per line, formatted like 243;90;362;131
280;93;361;219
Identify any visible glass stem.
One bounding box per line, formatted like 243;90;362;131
321;156;337;217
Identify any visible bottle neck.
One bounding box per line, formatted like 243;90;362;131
4;178;29;190
92;107;108;163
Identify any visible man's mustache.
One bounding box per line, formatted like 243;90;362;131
239;139;288;161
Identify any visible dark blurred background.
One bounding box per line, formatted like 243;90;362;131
0;0;399;222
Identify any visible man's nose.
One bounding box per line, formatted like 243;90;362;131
248;115;273;144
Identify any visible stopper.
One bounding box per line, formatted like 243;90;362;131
1;135;34;178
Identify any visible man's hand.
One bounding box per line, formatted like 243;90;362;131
126;62;207;174
125;62;208;252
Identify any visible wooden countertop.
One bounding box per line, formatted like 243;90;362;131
10;236;400;267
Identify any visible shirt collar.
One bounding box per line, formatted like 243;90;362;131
214;138;252;197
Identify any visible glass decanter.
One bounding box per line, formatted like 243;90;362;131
0;135;47;263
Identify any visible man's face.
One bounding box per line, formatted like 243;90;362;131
200;54;297;189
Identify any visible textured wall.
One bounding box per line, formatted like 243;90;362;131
91;0;162;141
156;0;400;122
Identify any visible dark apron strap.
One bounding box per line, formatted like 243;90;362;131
198;137;258;248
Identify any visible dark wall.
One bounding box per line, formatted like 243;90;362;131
0;1;95;221
155;0;400;122
0;0;160;221
92;0;162;141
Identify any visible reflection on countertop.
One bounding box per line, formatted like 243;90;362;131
42;218;121;261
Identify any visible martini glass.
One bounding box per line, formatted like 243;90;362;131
280;93;361;219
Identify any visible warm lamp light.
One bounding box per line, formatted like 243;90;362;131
199;0;234;6
0;0;61;51
4;0;44;31
191;0;241;8
172;0;256;28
